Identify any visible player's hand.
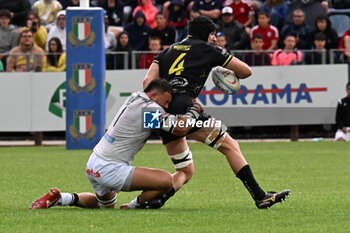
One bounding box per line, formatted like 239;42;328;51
193;102;204;114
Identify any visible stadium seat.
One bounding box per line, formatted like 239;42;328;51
329;14;350;37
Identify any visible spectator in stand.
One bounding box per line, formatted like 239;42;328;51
150;12;176;49
99;0;124;29
279;9;310;49
162;0;194;22
216;6;249;51
42;37;66;71
7;29;45;72
250;11;279;50
124;10;151;51
271;34;302;65
46;10;66;51
260;0;288;31
191;0;222;22
139;36;162;69
215;32;227;51
338;29;350;63
0;0;31;27
308;15;339;50
167;0;188;42
335;82;350;141
331;0;350;9
0;9;19;68
132;0;158;28
284;0;326;31
23;11;48;51
223;0;254;30
123;0;142;25
32;0;63;29
243;33;271;66
64;0;80;8
304;32;329;64
103;14;117;52
112;31;132;69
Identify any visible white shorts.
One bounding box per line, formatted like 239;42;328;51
86;152;135;196
334;129;350;141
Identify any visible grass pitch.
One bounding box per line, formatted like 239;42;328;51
0;142;350;233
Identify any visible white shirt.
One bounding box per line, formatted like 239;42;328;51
93;92;165;164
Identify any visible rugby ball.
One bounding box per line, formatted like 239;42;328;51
211;66;240;95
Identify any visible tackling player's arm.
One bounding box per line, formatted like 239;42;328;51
225;56;252;79
143;62;160;90
161;103;203;136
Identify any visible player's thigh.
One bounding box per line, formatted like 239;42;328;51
165;137;188;154
129;167;173;191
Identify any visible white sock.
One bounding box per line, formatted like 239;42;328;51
127;197;139;209
56;193;74;206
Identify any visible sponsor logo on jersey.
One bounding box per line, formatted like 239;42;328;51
143;110;162;129
68;63;96;94
68;16;95;47
173;45;191;51
69;110;96;141
170;77;188;87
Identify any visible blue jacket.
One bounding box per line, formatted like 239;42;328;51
124;10;151;51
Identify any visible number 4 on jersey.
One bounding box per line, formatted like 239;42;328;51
169;53;186;75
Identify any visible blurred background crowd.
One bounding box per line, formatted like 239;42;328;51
1;0;350;71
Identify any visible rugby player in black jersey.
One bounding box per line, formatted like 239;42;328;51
122;16;290;210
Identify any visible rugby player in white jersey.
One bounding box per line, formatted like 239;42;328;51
30;79;203;209
122;16;290;210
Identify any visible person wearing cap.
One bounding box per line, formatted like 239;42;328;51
216;6;249;51
46;10;66;51
121;15;291;210
0;9;19;67
191;0;222;22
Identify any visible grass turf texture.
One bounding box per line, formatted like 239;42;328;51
0;142;349;233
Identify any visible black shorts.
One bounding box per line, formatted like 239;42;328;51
159;93;209;145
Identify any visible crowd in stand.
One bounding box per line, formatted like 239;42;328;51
1;0;350;71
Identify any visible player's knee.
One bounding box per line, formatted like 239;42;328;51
219;136;240;154
156;170;173;191
204;122;227;150
169;147;193;170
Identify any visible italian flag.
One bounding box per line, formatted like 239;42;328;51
73;22;90;40
75;115;91;133
74;68;91;87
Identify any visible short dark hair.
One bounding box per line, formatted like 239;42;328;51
347;82;350;88
0;9;11;19
314;32;326;41
258;11;269;18
144;79;173;94
252;34;263;40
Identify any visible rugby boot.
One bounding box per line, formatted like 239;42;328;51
255;189;290;209
30;188;61;209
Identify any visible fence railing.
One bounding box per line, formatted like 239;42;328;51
1;49;350;72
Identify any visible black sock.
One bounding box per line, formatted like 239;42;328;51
161;187;175;203
69;193;82;207
236;164;265;201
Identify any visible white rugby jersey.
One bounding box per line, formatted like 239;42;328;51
93;91;165;164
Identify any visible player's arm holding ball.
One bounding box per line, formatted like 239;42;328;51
225;55;252;80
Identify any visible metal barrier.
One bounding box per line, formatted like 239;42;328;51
2;49;350;72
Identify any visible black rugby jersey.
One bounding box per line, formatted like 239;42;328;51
153;37;232;98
